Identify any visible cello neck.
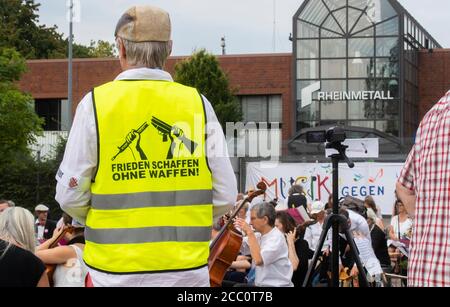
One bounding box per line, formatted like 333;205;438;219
210;185;267;249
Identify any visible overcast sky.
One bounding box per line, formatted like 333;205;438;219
37;0;450;56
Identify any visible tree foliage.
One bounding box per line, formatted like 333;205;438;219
174;49;242;129
0;46;62;216
0;48;43;163
0;0;117;60
0;0;66;59
0;137;67;218
88;40;117;58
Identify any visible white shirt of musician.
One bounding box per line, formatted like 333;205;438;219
243;227;294;287
304;221;329;252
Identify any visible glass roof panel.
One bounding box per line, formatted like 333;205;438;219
297;20;320;38
376;17;399;35
322;14;345;35
323;0;347;11
299;0;330;26
351;13;373;34
348;0;370;10
321;28;344;38
366;0;397;23
352;26;374;37
348;8;365;33
332;8;347;33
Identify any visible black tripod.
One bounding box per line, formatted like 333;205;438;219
302;141;369;287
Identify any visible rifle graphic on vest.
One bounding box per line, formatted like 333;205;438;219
112;122;149;161
151;117;198;159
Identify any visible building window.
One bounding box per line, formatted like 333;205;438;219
34;99;70;131
240;95;282;124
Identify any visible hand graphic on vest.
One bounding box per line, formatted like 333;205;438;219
126;129;148;160
167;127;184;159
151;117;198;160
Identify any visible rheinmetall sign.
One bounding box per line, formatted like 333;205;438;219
317;91;394;101
301;81;394;108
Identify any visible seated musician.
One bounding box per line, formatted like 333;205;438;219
234;202;293;287
36;220;87;287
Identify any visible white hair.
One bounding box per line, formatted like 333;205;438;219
0;207;36;255
118;37;171;69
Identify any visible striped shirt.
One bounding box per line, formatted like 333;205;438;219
398;90;450;287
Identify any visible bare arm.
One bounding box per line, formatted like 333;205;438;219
230;259;252;270
396;181;416;217
286;230;299;271
36;272;50;287
36;246;77;265
246;230;263;266
234;218;264;266
35;225;66;252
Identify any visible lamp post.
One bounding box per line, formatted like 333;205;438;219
68;0;73;130
221;37;226;55
36;148;42;204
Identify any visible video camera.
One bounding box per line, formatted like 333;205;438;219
306;127;346;144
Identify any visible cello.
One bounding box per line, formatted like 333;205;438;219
208;182;267;287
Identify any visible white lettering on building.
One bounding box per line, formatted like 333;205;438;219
315;91;394;101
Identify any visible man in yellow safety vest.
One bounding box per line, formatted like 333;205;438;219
55;5;237;287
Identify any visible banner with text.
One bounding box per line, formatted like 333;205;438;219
246;162;404;215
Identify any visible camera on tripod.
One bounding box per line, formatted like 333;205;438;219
306;127;346;144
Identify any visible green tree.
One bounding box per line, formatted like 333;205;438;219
0;48;43;163
0;136;67;217
0;0;119;60
174;49;242;129
0;0;66;59
88;40;117;58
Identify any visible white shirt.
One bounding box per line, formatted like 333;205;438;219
347;209;371;243
304;221;329;251
53;244;88;287
243;228;293;287
55;68;238;287
353;234;383;277
35;220;45;241
390;215;413;239
325;209;371;250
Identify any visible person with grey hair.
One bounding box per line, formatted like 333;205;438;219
234;202;293;287
55;5;237;287
0;207;49;287
0;199;14;214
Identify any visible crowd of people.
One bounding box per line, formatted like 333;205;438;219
1;3;448;288
214;187;414;287
0;188;413;288
0;200;87;287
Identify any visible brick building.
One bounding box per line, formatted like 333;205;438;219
17;0;450;162
18;50;450;145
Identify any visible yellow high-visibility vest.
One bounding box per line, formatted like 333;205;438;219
83;80;213;274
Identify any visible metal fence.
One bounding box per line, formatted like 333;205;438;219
29;131;68;160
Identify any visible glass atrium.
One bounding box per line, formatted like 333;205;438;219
293;0;441;144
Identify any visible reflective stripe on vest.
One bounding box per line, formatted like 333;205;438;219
91;190;213;210
85;226;211;244
85;80;213;274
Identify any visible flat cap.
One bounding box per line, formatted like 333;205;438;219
115;5;171;42
35;204;49;212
